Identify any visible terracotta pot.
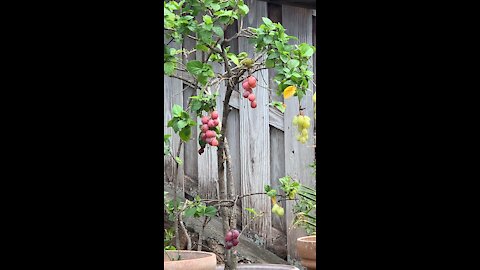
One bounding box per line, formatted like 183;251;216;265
216;264;299;270
296;236;316;270
164;250;217;270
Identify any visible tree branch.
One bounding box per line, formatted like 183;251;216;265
168;74;198;90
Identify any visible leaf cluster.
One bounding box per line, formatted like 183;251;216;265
167;104;196;141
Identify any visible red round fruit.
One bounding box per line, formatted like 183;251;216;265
201;116;209;124
250;100;257;108
213;119;220;126
232;238;239;246
211;111;219;119
243;91;250;98
225;231;233;242
205;130;215;138
225;241;233;250
232;229;240;239
205;137;213;144
201;132;207;141
242;80;250;90
248;93;255;102
247;76;257;88
208;119;215;128
211;138;219;146
201;124;209;132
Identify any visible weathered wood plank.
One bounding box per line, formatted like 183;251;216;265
197;43;219;200
269;126;286;235
267;2;284;103
281;5;315;262
239;0;271;243
164;36;185;191
182;35;199;184
269;107;284;131
225;108;242;226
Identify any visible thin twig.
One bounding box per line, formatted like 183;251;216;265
179;200;192;250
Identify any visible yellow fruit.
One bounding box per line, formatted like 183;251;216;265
303;120;311;129
292;115;299;125
276;206;284;217
313;92;316;103
301;129;308;136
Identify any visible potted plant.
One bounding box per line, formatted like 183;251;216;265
294;184;316;270
165;250;217;270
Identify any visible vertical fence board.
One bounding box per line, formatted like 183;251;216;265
225;108;242;226
269;126;286;235
239;0;271;243
182;36;199;191
282;5;315;262
164;36;185;191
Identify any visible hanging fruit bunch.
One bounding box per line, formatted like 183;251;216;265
224;229;240;250
198;110;220;155
292;113;311;144
241;76;258;108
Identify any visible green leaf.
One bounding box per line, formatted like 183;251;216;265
210;3;221;11
177;120;188;130
280;54;288;63
199;30;212;44
184;207;196;218
186;60;204;75
238;4;249;15
204;206;217;217
287;59;300;69
175;156;183;165
238;52;248;59
179;127;192;141
212;26;224;38
264;185;272;192
264;35;273;44
196;44;209;52
203;15;213;25
267;189;277;197
262;17;273;27
164;62;175;75
227;53;240;66
300;43;314;57
270;101;286;113
197;73;208;85
265;59;275;68
172;104;183;117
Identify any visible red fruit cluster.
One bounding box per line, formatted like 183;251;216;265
241;76;257;108
198;111;220;154
224;229;240;250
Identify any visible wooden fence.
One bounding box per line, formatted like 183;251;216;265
164;0;316;261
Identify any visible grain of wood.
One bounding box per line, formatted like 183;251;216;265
281;4;316;262
239;0;271;244
164;35;185;191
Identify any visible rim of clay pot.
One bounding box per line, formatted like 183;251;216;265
164;250;216;263
297;235;316;243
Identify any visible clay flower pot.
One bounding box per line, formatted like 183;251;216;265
296;235;316;270
164;250;217;270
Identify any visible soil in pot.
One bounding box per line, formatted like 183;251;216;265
296;236;316;270
165;250;217;270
